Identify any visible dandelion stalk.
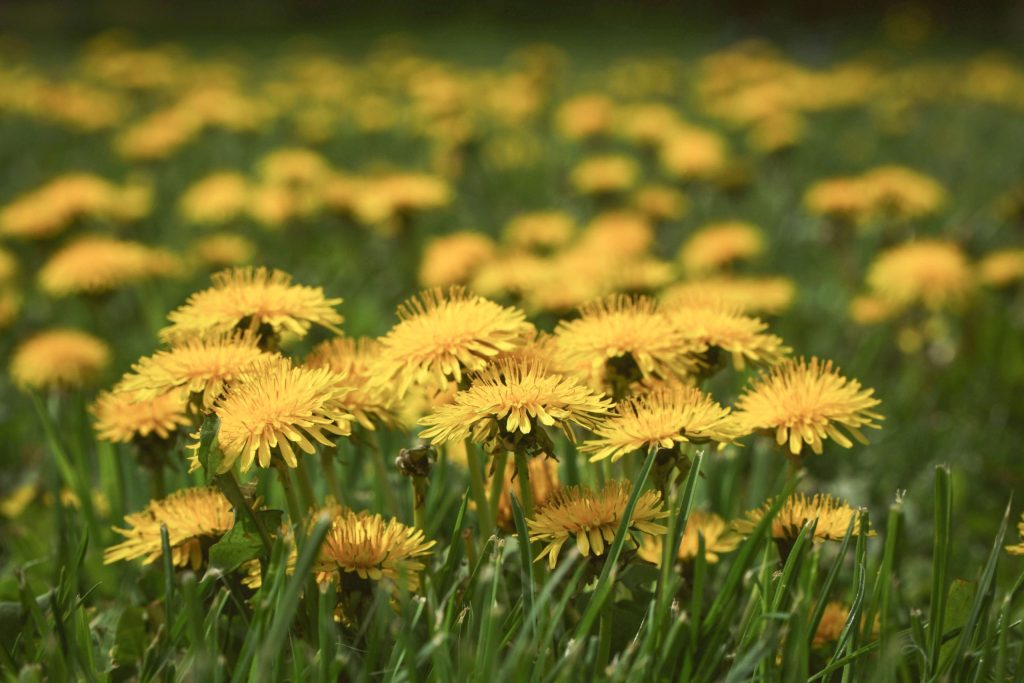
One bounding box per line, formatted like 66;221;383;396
465;439;494;538
513;446;535;520
488;450;509;533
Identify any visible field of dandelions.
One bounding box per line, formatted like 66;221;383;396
1;23;1024;682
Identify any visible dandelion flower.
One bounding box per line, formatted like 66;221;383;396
306;337;401;429
104;487;234;569
38;235;180;297
92;386;190;443
418;232;496;288
554;295;701;396
865;240;973;312
528;481;668;569
979;248;1024;288
492;456;559;532
503;211;576;251
210;356;354;472
662;276;796;316
679;221;764;276
120;331;272;410
555;93;615;140
161;267;343;343
191;233;256;267
419;356;612;449
581;385;743;462
632;185;689;222
1006;513;1024;556
10;329;110;390
637;511;742;565
736;357;882;457
315;508;435;591
665;297;789;370
570;154;640;195
178;172;250;226
374;287;535;396
733;493;873;544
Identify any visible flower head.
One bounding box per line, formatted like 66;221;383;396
120;331;272;410
662;276;796;316
10;329;110;390
979;248;1024;288
733;493;873;544
554;295;701;396
418;232;496;288
528;481;668;569
39;235;180;297
315;508;435;592
581;385;743;462
665;296;789;370
179;172;250;226
92;386;190;443
104;487;234;569
637;511;743;565
418;356;612;450
191;233;256;267
570;154;639;195
209;356;354;472
736;357;882;456
161;267;344;343
1006;513;1024;556
679;221;765;276
865;240;974;313
306;337;401;429
374;287;535;397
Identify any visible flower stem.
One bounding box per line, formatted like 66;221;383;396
513;447;534;520
214;471;273;556
294;456;317;511
412;477;429;532
464;439;494;539
320;449;345;506
277;465;306;543
596;608;612;675
487;450;509;534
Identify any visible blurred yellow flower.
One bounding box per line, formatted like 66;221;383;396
179;172;251;226
637;511;742;565
865;239;973;313
978;248;1024;288
418;232;496;288
503;211;576;251
306;337;401;429
734;493;873;544
10;329;110;390
679;221;765;276
91;386;190;444
570;154;640;195
39;235;181;297
191;233;257;267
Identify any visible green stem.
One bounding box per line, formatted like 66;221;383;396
320;449;344;506
277;465;306;539
488;451;509;534
150;464;166;501
214;471;273;556
596;608;612;675
371;442;400;517
465;439;494;539
412;477;429;531
513;447;535;519
294;456;317;512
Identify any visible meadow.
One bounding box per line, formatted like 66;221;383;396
1;17;1024;681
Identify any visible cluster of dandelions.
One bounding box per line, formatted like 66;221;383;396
76;265;888;629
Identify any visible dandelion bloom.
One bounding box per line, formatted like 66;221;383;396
306;337;401;429
315;508;435;591
570;155;640;195
104;488;234;569
1006;514;1024;556
555;93;615;140
736;357;882;456
659;125;728;181
373;287;535;396
418;232;496;288
665;297;789;370
179;172;251;226
581;385;743;462
92;387;190;443
679;221;764;276
554;295;701;395
865;240;973;313
211;356;354;472
733;493;873;544
38;235;180;297
0;173;118;240
528;481;668;569
503;211;575;251
803;177;873;222
161;267;343;343
120;331;271;410
637;511;742;565
10;329;110;390
632;185;689;222
812;602;853;649
662;276;796;316
418;357;612;448
492;456;559;532
861;165;946;220
191;233;256;267
979;248;1024;288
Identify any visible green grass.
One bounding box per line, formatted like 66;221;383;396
2;20;1024;681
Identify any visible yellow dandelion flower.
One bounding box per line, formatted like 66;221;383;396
979;248;1024;288
38;235;180;297
306;337;401;429
736;357;882;457
861;165;946;220
581;385;743;462
91;386;190;443
418;356;612;448
257;147;331;187
120;331;272;410
865;240;973;313
554;295;701;396
659;125;728;181
179;172;250;226
0;287;22;329
570;154;640;195
813;602;851;649
503;211;576;251
803;177;873;222
734;493;874;544
191;233;256;267
160;267;343;343
373;287;535;396
848;295;899;325
492;456;559;532
10;329;110;390
679;221;765;276
528;481;668;569
637;511;743;565
577;211;654;259
104;487;234;570
662;276;796;316
315;508;435;592
418;232;497;288
632;185;689;222
1006;513;1024;556
210;356;354;472
665;297;790;370
555;93;616;140
0;173;118;240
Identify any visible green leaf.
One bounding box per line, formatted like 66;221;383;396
196;415;222;481
113;606;146;667
208;509;284;573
